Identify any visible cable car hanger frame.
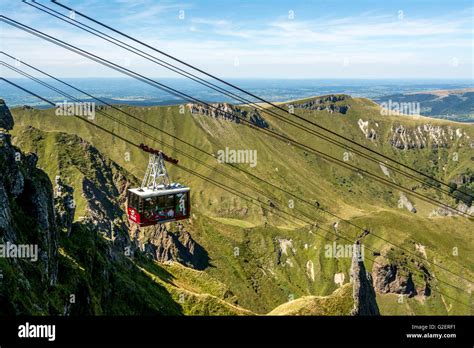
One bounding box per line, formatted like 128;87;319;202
126;144;190;226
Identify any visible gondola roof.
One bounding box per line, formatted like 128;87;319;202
128;184;190;198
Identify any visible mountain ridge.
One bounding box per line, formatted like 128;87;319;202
3;94;473;315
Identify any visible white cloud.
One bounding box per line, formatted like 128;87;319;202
1;2;471;78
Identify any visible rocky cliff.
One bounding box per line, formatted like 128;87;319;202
0;119;59;313
188;102;269;128
288;95;351;114
0;99;14;131
349;242;380;315
389;123;469;150
7;93;473;315
0;100;220;315
372;249;432;298
12;124;214;272
133;223;209;270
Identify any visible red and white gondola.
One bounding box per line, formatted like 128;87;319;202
126;144;190;226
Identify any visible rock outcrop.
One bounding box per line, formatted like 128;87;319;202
429;201;474;217
389;123;468;150
398;193;417;213
450;172;474;186
0;99;14;131
0;101;216;315
54;175;75;236
350;242;380;315
0;117;59;289
358;119;378;140
372;255;431;298
372;261;417;296
135;223;209;270
44;131;133;250
289;95;351;114
188;103;269;128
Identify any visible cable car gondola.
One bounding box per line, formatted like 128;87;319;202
126;145;190;227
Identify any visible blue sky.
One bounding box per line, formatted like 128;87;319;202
1;0;472;78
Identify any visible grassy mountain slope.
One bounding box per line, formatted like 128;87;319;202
6;125;252;316
268;283;353;315
10;95;473;315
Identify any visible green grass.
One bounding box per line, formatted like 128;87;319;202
8;95;474;315
210;217;257;228
268;282;354;315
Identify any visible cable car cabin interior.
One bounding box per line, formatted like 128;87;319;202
127;184;190;226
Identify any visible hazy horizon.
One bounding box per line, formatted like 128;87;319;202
2;76;473;109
